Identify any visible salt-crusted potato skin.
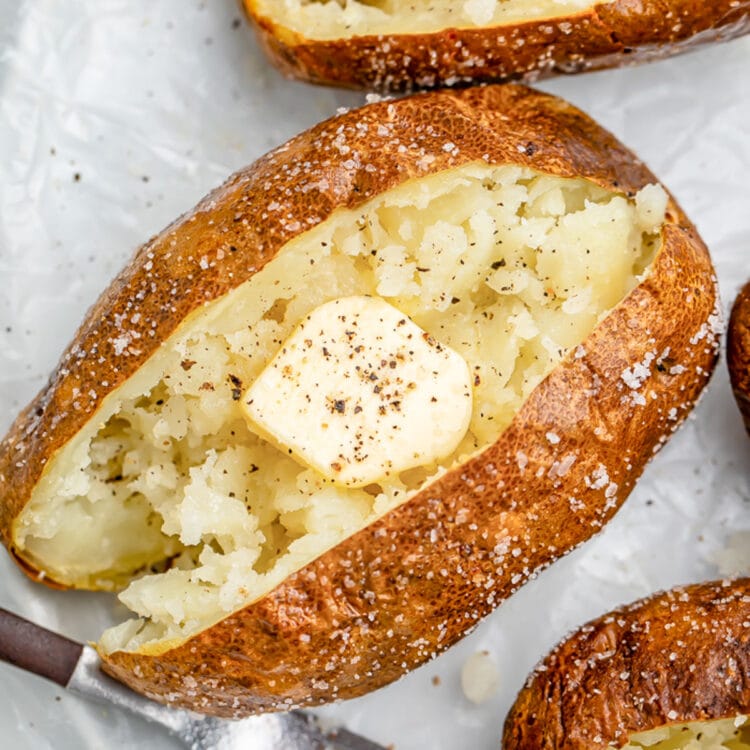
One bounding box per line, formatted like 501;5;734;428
242;0;750;91
0;85;718;715
503;579;750;749
729;282;750;435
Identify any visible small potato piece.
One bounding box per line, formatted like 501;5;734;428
728;281;750;435
503;580;750;750
462;651;500;705
0;86;719;716
242;0;750;91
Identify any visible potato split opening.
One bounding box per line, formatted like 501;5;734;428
252;0;599;40
12;163;666;654
618;716;750;748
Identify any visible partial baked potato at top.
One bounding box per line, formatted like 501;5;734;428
729;281;750;435
504;579;750;750
0;85;719;716
242;0;750;91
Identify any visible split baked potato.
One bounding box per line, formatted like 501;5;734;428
0;85;720;716
242;0;750;91
729;281;750;435
504;579;750;749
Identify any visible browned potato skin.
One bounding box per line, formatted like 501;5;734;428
242;0;750;91
0;85;719;715
729;282;750;435
504;579;750;749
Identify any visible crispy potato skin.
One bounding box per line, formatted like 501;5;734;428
0;85;719;715
242;0;750;91
729;282;750;435
503;579;750;749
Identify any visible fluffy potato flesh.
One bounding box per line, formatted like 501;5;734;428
619;716;750;749
12;164;665;654
254;0;601;39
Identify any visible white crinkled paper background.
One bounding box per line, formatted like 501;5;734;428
0;2;749;748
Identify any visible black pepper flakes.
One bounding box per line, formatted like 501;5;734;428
228;374;243;401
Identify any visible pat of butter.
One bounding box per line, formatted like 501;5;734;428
242;296;473;487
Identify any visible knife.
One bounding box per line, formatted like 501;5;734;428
0;607;386;750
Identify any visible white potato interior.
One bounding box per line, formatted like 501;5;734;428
619;716;750;749
255;0;603;40
13;164;665;654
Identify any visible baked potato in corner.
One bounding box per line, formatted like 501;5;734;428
504;579;750;749
0;85;720;716
729;281;750;435
241;0;750;91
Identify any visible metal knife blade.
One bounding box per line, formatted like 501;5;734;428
1;607;386;750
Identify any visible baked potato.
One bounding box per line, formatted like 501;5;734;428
504;579;750;749
241;0;750;91
0;85;720;716
729;281;750;435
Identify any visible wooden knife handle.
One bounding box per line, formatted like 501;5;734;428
0;607;83;686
